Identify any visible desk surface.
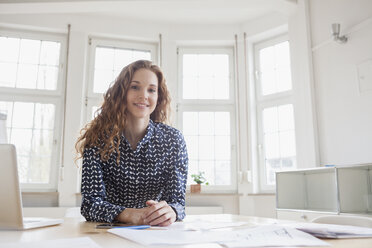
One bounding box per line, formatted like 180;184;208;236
0;214;372;247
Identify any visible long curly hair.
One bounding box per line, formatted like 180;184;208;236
75;60;171;163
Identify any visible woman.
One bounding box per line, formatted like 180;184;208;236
75;60;188;227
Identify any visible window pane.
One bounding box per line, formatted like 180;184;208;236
214;76;229;99
215;136;230;160
40;41;60;66
187;160;199;185
183;110;232;186
279;130;296;157
263;107;278;133
1;101;55;184
0;62;17;87
215;112;230;135
93;46;151;93
183;76;198;100
93;69;114;93
199;136;214;160
16;64;38;89
259;41;292;96
0;37;20;62
183;112;198;135
12;102;34;128
264;132;279;159
197;76;214;99
215;161;231;185
183;54;198;77
95;47;114;69
198;112;214;135
37;65;59;90
10;128;32;156
199;160;214;185
114;49;133;70
0;36;61;90
278;104;294;131
262;103;296;186
34;103;55;129
185;135;198;160
19;39;40;64
182;53;230;100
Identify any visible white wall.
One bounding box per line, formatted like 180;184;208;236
309;0;372;165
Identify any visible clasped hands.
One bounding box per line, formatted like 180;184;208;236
116;200;176;227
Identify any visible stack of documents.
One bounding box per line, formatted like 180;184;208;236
281;222;372;238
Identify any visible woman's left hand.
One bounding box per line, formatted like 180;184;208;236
144;200;177;226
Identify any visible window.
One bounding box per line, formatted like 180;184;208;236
254;35;296;191
0;29;65;191
178;47;236;191
85;38;157;122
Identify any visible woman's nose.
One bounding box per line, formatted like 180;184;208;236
139;90;148;100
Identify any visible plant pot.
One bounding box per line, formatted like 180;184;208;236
190;184;201;193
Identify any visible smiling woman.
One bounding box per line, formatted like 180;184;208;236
75;60;189;227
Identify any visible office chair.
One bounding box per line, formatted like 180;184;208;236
311;215;372;228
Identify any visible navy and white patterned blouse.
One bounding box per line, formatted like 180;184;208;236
80;120;188;223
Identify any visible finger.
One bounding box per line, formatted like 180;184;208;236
150;208;176;226
145;205;169;223
148;212;172;226
146;200;158;206
144;201;167;218
157;217;175;227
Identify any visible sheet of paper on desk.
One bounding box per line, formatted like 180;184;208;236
108;228;239;245
0;237;101;248
221;225;329;247
108;225;329;247
281;222;372;238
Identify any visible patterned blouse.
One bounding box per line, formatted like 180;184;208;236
80;120;188;223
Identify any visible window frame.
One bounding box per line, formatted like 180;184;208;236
0;28;66;192
85;37;158;124
254;34;297;192
177;46;237;193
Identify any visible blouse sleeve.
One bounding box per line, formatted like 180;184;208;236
162;131;188;221
80;146;125;223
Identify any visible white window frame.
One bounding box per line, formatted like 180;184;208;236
254;34;296;192
177;47;237;193
0;28;66;192
85;37;158;124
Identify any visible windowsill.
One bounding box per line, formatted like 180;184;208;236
186;192;239;196
21;191;58;196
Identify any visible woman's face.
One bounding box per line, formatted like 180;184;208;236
126;68;159;121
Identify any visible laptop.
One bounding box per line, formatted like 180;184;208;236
0;144;63;230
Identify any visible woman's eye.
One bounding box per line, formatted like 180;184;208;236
149;88;157;93
130;85;138;90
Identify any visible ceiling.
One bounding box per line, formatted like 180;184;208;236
0;0;297;24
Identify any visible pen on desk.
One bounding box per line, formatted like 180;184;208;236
113;225;151;230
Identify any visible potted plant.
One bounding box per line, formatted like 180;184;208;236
190;172;209;193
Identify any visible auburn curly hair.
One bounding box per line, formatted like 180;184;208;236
75;60;171;163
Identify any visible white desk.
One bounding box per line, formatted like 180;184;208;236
0;214;372;247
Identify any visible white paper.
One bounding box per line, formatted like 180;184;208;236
222;225;329;247
0;237;101;248
109;225;329;247
108;229;238;245
281;222;372;238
